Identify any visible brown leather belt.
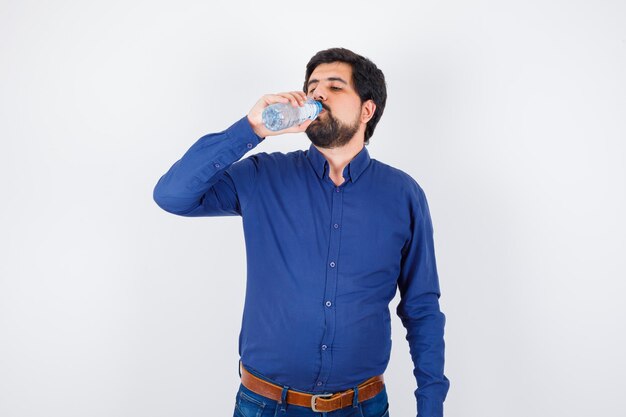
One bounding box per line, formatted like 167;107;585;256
239;362;385;413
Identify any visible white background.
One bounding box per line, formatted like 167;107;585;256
1;1;625;416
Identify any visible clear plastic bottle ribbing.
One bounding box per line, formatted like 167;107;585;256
262;99;323;131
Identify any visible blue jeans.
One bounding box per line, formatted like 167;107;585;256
233;363;390;417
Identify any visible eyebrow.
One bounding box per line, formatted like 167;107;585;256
307;77;348;89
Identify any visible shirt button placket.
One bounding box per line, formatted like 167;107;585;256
316;183;344;390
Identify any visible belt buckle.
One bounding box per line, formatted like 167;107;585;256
311;393;334;412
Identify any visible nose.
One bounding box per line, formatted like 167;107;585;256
310;86;327;102
313;92;326;101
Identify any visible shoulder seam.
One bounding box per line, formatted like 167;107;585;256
241;152;266;214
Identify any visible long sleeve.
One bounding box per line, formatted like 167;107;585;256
153;115;264;217
396;179;450;417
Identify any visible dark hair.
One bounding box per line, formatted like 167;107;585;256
303;47;387;145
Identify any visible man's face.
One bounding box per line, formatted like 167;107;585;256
304;62;364;149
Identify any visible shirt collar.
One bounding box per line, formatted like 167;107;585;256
305;142;371;184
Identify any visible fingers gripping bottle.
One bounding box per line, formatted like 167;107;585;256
262;99;323;131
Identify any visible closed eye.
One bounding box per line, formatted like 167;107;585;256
308;86;342;93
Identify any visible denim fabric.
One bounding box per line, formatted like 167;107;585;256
234;363;389;417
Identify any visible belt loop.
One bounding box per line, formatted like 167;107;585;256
352;385;359;408
279;386;289;412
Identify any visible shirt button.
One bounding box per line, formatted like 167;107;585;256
333;224;339;229
321;345;327;350
214;163;221;168
317;381;323;386
329;261;336;268
325;301;332;307
247;143;253;149
335;187;340;192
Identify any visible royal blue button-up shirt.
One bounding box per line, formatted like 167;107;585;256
153;116;450;417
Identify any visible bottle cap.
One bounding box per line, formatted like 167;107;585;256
311;100;322;116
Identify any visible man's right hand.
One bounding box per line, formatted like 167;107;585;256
247;91;315;139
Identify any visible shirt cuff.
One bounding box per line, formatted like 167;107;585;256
418;398;444;417
225;115;265;147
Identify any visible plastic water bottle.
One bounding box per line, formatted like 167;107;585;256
262;99;323;131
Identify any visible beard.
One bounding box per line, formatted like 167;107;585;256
305;107;360;149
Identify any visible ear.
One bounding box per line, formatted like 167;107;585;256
360;99;376;124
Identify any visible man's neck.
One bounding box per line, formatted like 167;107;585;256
314;135;365;183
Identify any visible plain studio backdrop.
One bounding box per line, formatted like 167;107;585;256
1;1;625;416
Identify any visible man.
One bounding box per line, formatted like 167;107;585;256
153;47;450;417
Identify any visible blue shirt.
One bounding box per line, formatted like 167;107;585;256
153;116;450;417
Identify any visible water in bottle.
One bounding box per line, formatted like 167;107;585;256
262;99;323;131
